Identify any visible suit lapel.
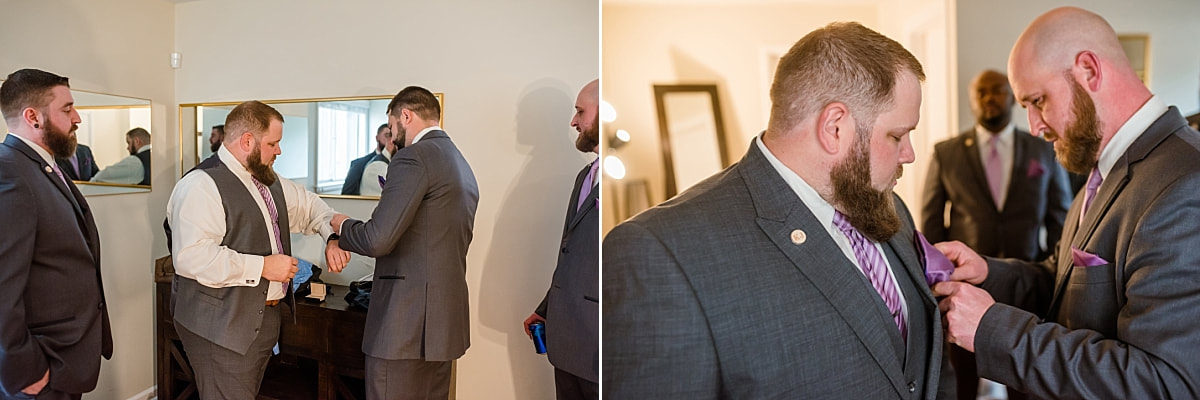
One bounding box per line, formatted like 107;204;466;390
1003;133;1033;212
740;143;908;398
566;161;597;232
3;135;85;216
960;133;998;210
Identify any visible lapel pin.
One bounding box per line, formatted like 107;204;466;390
44;165;53;174
965;138;974;147
790;229;807;245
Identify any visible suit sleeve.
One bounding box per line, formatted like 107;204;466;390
920;148;948;242
1041;153;1071;260
976;173;1200;399
0;169;51;396
339;150;428;257
603;222;720;399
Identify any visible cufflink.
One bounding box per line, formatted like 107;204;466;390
790;229;807;245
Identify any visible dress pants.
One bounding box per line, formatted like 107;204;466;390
554;368;597;400
365;356;452;400
176;303;282;400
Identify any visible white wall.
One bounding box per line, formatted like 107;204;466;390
0;1;176;399
173;1;597;399
956;0;1200;133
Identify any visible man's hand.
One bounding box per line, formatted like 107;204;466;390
935;241;989;284
523;313;546;339
325;239;350;273
262;254;298;282
22;369;48;395
932;281;995;352
330;213;350;235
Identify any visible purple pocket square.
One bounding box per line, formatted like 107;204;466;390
378;176;386;189
914;230;954;285
1027;159;1045;178
1071;247;1108;267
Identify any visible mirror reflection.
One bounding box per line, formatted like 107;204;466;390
0;83;153;195
180;94;443;198
653;84;729;197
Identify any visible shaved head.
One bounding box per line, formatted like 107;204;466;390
1009;7;1129;76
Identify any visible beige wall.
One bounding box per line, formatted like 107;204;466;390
173;1;597;399
0;1;176;399
956;0;1200;133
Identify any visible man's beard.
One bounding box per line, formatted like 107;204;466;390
392;125;407;150
211;141;221;153
44;118;78;158
575;114;599;152
1049;77;1103;175
830;131;902;243
247;146;277;186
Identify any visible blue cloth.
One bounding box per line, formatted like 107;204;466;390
292;258;314;292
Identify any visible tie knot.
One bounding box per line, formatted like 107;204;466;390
1087;168;1103;192
832;211;860;238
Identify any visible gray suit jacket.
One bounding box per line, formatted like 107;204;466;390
603;139;954;399
977;107;1200;399
339;130;479;361
0;135;112;396
534;160;599;383
922;128;1071;261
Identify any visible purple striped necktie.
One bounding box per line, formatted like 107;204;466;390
1080;168;1103;225
833;211;906;342
577;160;598;211
250;177;285;254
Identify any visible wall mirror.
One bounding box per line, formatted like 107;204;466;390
1118;34;1150;86
0;81;153;196
653;84;730;198
179;93;443;199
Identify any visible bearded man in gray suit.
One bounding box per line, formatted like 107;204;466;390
936;7;1200;399
604;22;955;399
332;86;479;400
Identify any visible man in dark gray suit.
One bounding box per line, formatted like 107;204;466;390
604;23;954;399
0;69;113;399
332;86;478;400
922;69;1070;400
167;100;344;399
523;79;599;400
936;7;1200;399
342;123;391;196
55;143;99;181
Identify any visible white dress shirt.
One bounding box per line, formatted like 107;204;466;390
359;148;392;196
756;134;909;323
1097;96;1167;179
91;144;151;184
410;125;442;145
975;123;1015;209
167;147;335;300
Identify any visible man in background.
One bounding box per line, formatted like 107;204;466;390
91;127;150;185
342;123;391;195
936;7;1200;398
168;100;347;399
210;124;225;153
56;142;99;181
523;79;599;400
359;123;397;196
0;68;113;399
332;86;478;400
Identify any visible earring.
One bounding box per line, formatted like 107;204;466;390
33;124;39;128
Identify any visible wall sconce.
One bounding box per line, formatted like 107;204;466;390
601;99;629;180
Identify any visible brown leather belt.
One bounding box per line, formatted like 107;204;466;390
265;300;280;307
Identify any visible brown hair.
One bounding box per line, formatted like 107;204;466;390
766;22;924;138
126;127;151;142
223;100;283;143
0;69;70;122
387;86;440;122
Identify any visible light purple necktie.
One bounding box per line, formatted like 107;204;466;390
50;163;69;187
577;160;598;211
1080;168;1103;225
69;154;81;178
985;135;1004;209
250;177;285;254
833;211;906;342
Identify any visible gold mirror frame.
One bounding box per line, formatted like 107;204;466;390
178;93;444;200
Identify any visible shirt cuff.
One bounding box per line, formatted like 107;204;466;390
241;254;265;286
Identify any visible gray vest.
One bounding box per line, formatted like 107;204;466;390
173;160;290;355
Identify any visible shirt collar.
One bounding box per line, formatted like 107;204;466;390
7;132;57;167
754;133;837;229
974;122;1015;146
217;145;256;182
136;144;152;153
1097;95;1167;179
411;126;442;145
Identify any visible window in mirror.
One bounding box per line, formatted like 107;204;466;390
180;94;443;199
0;81;153;196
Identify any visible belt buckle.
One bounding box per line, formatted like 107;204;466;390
265;299;280;307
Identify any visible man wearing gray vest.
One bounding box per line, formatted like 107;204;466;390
166;100;346;399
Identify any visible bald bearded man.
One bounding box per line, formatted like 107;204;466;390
933;7;1200;399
